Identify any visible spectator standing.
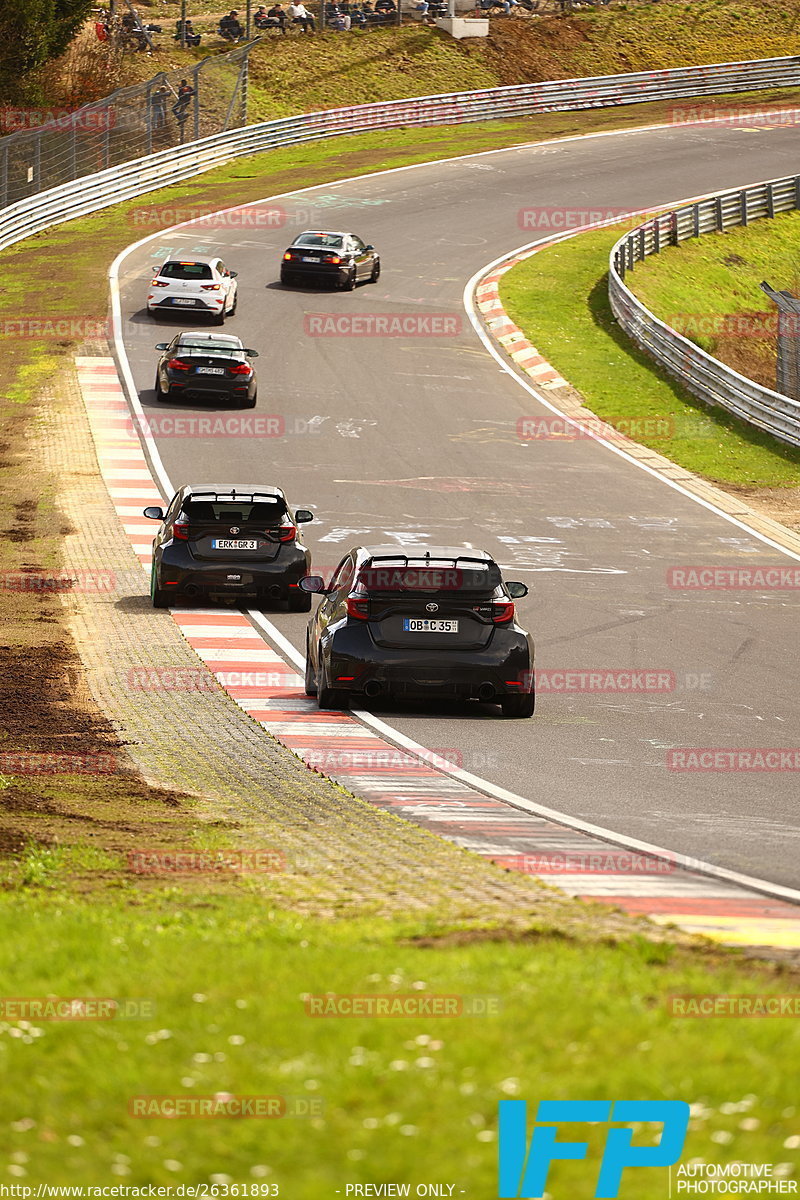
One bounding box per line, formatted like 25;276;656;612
151;84;169;128
172;78;195;122
288;1;316;30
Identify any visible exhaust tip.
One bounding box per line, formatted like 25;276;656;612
478;682;495;702
183;584;198;596
363;680;382;699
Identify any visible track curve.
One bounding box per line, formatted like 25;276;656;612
114;119;800;890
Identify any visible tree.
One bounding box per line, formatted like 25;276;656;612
0;0;95;99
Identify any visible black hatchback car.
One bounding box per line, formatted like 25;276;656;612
280;230;380;290
144;484;314;609
301;547;535;717
154;332;259;408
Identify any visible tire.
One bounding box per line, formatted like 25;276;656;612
288;588;312;612
369;259;381;283
150;565;169;609
304;635;317;696
240;391;257;409
154;373;170;402
318;660;347;710
212;311;225;326
280;271;294;287
342;267;357;291
501;691;536;718
229;289;238;315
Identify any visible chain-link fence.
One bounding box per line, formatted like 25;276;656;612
0;40;258;211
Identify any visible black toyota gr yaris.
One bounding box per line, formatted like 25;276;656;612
301;546;535;717
145;484;315;610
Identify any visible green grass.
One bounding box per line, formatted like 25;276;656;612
500;225;800;486
625;209;800;388
1;892;798;1189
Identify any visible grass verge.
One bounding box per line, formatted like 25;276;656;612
624;208;800;393
1;891;798;1188
499;223;800;490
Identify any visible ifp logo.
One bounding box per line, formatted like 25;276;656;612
498;1100;690;1198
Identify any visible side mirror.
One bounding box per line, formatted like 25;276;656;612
365;244;375;251
245;349;260;357
295;509;314;523
154;343;169;350
299;575;326;594
229;270;239;278
506;581;528;599
143;506;164;520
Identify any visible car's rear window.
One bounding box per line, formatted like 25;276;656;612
358;559;499;594
183;499;287;523
293;234;344;249
177;338;242;353
159;261;214;280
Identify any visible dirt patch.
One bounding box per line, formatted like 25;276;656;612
720;482;800;532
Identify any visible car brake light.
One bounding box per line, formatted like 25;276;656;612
283;251;296;261
266;523;296;543
492;599;515;624
346;594;369;620
201;283;221;291
229;362;252;375
172;516;190;541
151;279;169;287
323;255;341;264
166;358;191;371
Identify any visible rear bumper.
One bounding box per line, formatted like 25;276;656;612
148;296;222;313
325;629;534;699
165;376;254;400
281;262;350;285
155;545;310;599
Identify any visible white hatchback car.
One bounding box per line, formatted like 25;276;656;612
147;255;238;325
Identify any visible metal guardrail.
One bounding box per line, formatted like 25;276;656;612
3;54;800;255
609;173;800;448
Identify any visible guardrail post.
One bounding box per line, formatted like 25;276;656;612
0;146;7;209
653;219;661;254
740;189;748;226
767;182;775;219
795;176;800;210
638;226;646;262
693;203;700;237
193;63;201;142
714;196;723;231
33;134;41;196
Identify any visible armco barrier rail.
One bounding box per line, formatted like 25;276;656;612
3;55;800;254
609;174;800;449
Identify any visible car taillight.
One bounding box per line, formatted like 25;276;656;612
201;283;221;291
151;279;169;287
166;358;191;370
266;523;296;543
229;362;252;375
283;251;296;261
172;517;190;541
346;593;369;620
492;599;515;624
323;254;341;264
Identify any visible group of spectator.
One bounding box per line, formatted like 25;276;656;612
254;3;316;32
